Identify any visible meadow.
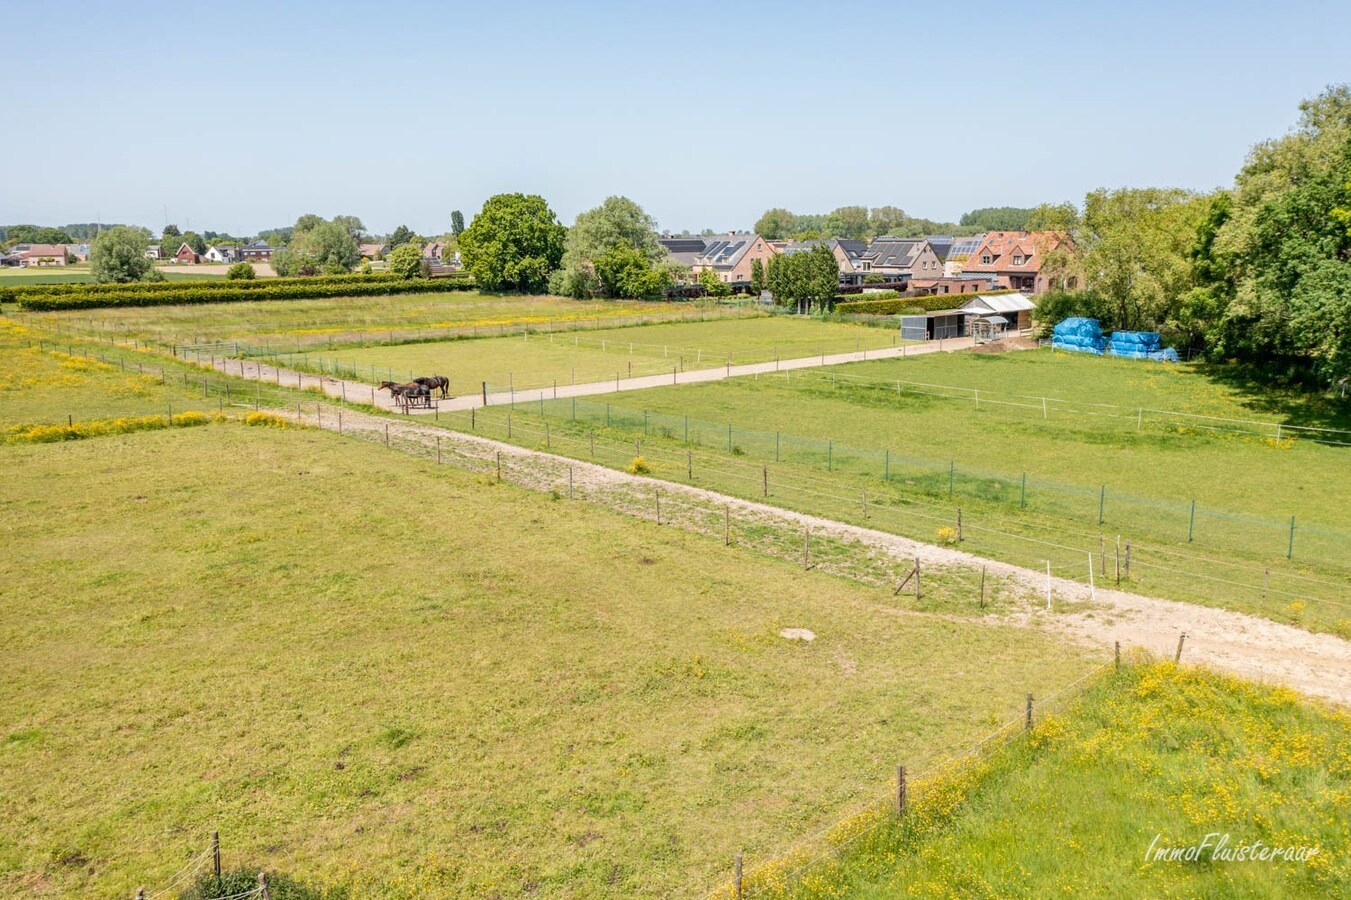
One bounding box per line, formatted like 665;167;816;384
0;267;224;285
0;425;1094;898
273;316;908;393
418;348;1351;636
0;320;224;428
732;660;1351;898
16;292;736;349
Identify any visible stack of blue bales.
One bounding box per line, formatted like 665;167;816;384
1107;331;1179;362
1051;317;1107;355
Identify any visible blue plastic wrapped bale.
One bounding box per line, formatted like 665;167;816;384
1147;348;1180;363
1109;331;1162;350
1053;317;1104;340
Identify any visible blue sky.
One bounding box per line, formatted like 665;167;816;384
5;0;1349;236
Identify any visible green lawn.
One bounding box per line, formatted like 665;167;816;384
416;347;1351;636
281;316;907;393
22;292;728;349
0;425;1092;898
737;661;1350;898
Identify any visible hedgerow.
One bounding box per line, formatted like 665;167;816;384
835;289;1019;316
13;274;475;311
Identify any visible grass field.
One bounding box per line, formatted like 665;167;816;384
0;425;1094;898
415;348;1351;636
276;316;908;393
18;292;733;349
739;661;1350;898
0;321;223;428
0;267;225;285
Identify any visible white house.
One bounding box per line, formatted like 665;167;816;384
204;245;240;264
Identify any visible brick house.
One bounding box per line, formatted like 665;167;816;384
15;243;68;266
690;233;777;285
956;231;1072;293
241;241;274;261
858;237;943;282
174;242;200;264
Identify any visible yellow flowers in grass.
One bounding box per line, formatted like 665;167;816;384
627;455;651;475
936;526;958;544
4;410;234;445
244;411;290;429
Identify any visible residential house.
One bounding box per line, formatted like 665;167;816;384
959;292;1037;333
358;242;387;260
689;233;777;285
204;245;240;264
144;244;163;260
658;237;710;272
907;275;1000;296
858;237;943;282
956;231;1070;293
174;242;200;264
61;243;91;262
941;235;985;277
240;241;274;261
422;241;444;261
15;244;68;266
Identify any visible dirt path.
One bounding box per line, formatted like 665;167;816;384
199;336;976;413
299;405;1351;707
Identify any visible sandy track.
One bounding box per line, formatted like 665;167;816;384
198;336;976;413
298;405;1351;707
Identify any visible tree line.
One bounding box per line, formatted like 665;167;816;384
1033;85;1351;386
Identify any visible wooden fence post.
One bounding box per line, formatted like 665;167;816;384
1124;540;1131;579
1175;632;1186;664
259;871;270;900
655;490;661;525
135;889;145;899
1025;693;1034;731
897;765;907;816
956;507;962;541
496;451;502;482
803;528;810;569
734;854;743;899
436;437;441;464
979;567;986;609
384;424;389;446
212;830;221;878
724;506;730;546
762;465;768;497
1115;640;1121;670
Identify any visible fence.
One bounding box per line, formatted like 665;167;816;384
706;655;1125;899
132;831;274;900
23;302;760;353
222;326;913;397
464;394;1350;571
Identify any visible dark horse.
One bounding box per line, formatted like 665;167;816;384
377;381;432;411
413;375;450;398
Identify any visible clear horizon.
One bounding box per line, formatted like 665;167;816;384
5;0;1349;237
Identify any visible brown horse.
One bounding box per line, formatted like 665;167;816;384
413;375;450;398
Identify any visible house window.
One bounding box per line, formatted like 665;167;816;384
981;255;991;264
1013;255;1024;265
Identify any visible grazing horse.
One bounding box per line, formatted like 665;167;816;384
413;375;450;398
378;381;432;411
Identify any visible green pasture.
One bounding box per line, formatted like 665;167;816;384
733;661;1350;898
278;316;907;393
0;425;1092;898
19;292;729;349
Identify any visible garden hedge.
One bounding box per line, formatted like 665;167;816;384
12;274;475;311
835;289;1019;316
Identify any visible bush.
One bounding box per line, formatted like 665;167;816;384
835;290;1020;316
386;243;425;280
178;868;332;900
13;273;475;311
226;262;256;280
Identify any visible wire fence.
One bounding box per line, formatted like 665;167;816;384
18;301;759;351
702;658;1120;898
462;394;1350;572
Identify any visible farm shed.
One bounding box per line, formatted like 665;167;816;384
900;311;968;341
959;292;1037;332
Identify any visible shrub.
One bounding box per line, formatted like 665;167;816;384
386;243;425;280
244;412;290;428
226;262;256;280
12;274;474;311
627;456;651;475
178;868;332;900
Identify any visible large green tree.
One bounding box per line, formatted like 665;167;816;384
90;226;160;283
767;244;839;314
386;242;426;279
823;206;870;240
459;193;565;292
272;215;360;276
450;210;465;237
1208;85;1351;384
553;195;662;299
388;224;415;248
960;206;1033;231
754;208;796;240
